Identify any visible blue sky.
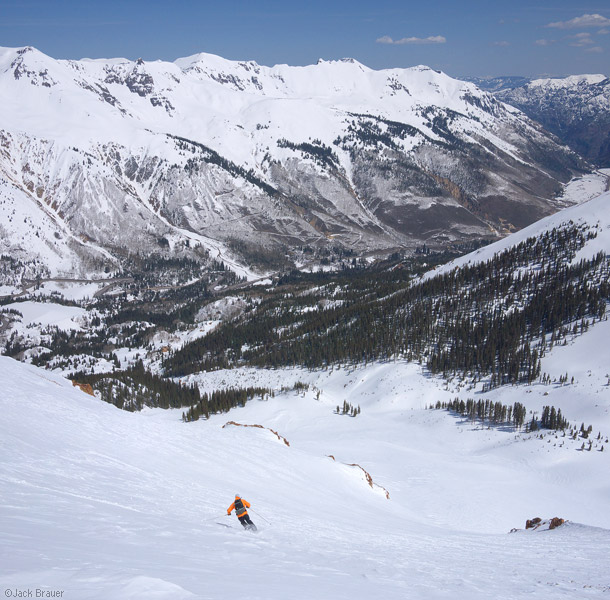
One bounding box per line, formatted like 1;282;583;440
1;0;608;77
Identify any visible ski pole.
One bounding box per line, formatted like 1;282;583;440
203;514;228;522
250;508;271;524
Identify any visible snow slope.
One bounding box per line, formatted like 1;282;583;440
557;169;610;207
3;183;610;599
1;351;609;599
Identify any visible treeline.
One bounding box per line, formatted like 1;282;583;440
434;398;569;431
163;222;609;392
429;398;608;452
24;327;109;365
125;255;211;285
73;362;272;418
73;361;201;411
335;114;428;155
435;398;528;428
105;295;208;329
277;138;340;169
182;386;272;422
170;133;278;197
437;398;608;445
162;263;418;376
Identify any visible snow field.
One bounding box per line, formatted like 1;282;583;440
557;169;610;207
4;301;88;333
1;354;609;599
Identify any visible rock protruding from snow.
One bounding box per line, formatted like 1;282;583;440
524;517;566;531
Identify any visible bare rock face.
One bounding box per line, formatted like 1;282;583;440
549;517;565;530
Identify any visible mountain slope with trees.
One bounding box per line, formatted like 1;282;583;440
164;194;610;393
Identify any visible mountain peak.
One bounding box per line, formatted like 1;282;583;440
497;73;610;166
2;44;59;87
174;51;261;72
529;73;608;89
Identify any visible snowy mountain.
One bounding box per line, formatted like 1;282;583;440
0;46;586;279
497;74;610;167
429;187;610;279
461;75;531;93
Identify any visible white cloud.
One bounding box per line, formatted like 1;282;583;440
376;35;446;45
585;46;604;53
546;13;610;30
569;32;595;46
493;41;510;47
534;39;555;46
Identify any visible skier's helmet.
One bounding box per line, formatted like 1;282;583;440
235;494;240;498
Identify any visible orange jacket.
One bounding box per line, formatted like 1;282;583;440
227;497;251;516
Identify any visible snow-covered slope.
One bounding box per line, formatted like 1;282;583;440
1;338;610;599
0;46;585;278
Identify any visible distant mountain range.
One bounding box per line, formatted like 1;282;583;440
464;74;610;167
0;47;588;278
460;76;531;93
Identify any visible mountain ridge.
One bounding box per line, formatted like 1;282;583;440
467;72;610;168
0;46;585;280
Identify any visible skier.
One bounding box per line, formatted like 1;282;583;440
227;494;257;531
